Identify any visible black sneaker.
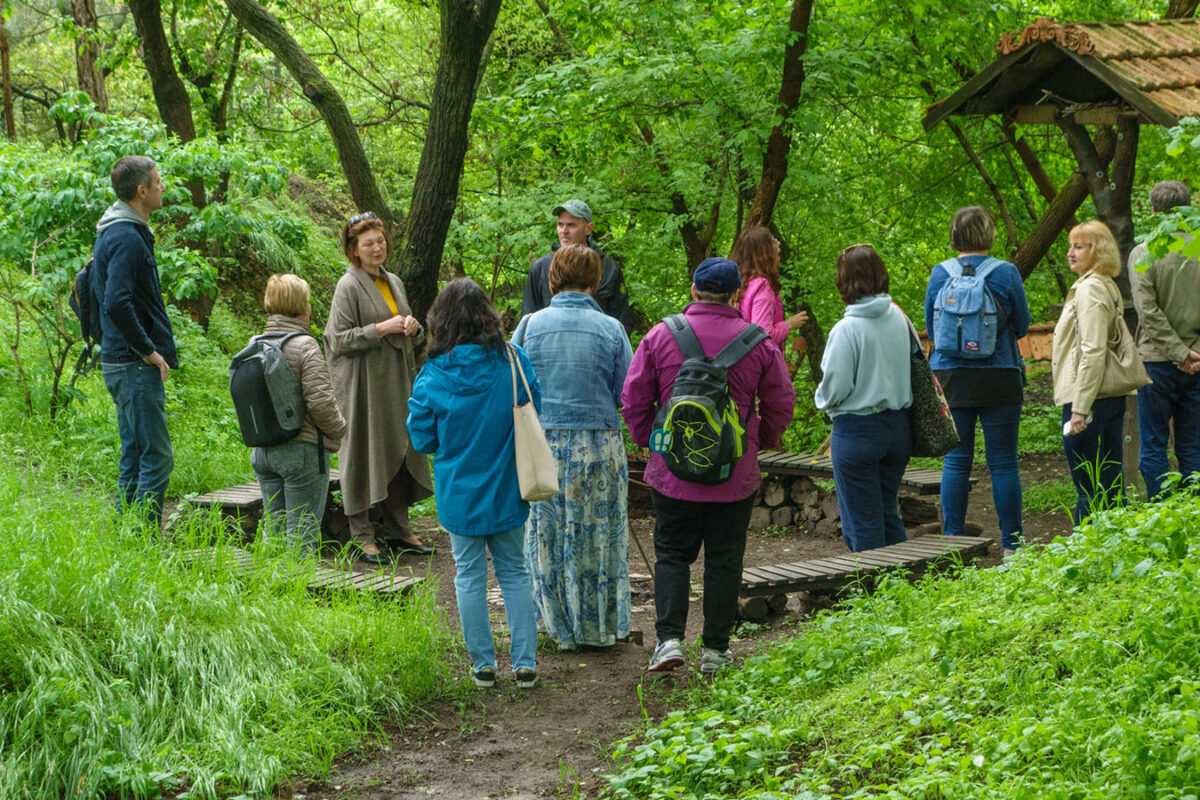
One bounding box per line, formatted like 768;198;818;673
473;667;496;688
514;668;538;689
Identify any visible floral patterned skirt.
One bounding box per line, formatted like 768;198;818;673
526;428;631;649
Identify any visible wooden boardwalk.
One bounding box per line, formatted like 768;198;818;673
741;534;991;597
179;546;423;597
758;450;967;496
190;468;342;515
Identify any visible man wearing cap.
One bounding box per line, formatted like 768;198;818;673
522;199;630;325
621;258;795;674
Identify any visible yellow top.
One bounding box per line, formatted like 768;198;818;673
374;275;398;316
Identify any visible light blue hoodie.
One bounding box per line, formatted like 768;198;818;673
815;294;913;417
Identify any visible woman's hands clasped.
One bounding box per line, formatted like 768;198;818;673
376;314;420;338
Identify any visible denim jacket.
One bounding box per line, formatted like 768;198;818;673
511;292;633;431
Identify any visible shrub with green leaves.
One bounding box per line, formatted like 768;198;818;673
606;492;1200;799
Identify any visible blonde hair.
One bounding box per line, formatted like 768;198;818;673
549;243;601;294
1069;221;1121;278
263;273;311;317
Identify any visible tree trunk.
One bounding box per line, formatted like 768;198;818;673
70;0;108;113
128;0;206;208
638;121;718;272
1168;0;1199;17
1057;113;1139;293
128;0;196;143
744;0;814;230
224;0;393;229
0;15;14;140
1012;171;1090;279
399;0;504;319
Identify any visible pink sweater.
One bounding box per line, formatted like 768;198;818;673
738;276;789;349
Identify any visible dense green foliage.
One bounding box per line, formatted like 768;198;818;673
606;492;1200;799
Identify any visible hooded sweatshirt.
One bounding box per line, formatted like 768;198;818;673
407;343;542;536
92;200;178;368
815;294;913;417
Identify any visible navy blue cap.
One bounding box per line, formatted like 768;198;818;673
692;257;741;294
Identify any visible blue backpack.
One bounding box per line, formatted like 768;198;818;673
931;257;1005;359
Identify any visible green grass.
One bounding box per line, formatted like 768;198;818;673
0;465;461;798
605;491;1200;799
1023;477;1075;513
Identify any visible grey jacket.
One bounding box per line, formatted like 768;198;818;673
1129;236;1200;364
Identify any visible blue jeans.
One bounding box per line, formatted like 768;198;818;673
102;361;173;527
1138;361;1200;500
251;440;329;556
831;408;912;552
1062;396;1126;524
448;526;538;674
942;404;1023;550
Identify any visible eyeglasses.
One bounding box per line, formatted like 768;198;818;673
348;211;377;226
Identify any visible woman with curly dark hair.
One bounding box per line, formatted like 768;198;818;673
407;278;541;689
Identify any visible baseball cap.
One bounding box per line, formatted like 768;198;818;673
692;257;742;294
552;199;592;222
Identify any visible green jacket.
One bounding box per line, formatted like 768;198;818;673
1128;236;1200;364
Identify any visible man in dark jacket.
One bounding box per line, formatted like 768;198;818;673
521;199;630;327
92;155;178;527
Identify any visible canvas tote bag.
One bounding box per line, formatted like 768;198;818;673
508;345;559;501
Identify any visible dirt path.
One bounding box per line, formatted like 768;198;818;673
295;447;1072;800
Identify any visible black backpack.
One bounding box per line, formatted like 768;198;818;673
69;259;103;375
229;332;309;448
649;315;768;484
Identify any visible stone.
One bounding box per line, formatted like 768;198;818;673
760;480;787;507
737;595;770;621
915;521;943;536
821;494;841;521
766;593;790;613
790;476;817;504
814;517;841;539
898;496;939;525
770;506;795;527
748;506;772;531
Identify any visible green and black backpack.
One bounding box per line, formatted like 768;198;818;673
649;315;768;484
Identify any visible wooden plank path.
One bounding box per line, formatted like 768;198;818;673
758;450;971;496
741;534;991;597
179;545;424;597
189;468;342;515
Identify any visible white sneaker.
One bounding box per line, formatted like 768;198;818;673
700;647;733;673
647;639;685;672
1002;547;1017;561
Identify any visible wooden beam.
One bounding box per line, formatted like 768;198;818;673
1010;104;1127;125
1059;48;1179;126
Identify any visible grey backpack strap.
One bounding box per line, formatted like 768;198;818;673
664;314;706;361
712;324;769;370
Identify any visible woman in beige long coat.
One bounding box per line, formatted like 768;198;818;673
326;212;434;565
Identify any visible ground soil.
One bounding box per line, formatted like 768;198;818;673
284;440;1074;800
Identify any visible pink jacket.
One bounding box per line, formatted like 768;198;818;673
621;302;795;503
738;276;789;350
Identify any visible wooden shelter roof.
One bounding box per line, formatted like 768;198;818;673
923;17;1200;131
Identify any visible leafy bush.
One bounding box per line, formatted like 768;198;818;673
606;492;1200;799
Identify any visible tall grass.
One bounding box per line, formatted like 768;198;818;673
0;464;459;798
606;491;1200;799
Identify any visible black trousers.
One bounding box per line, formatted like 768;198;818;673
650;490;754;652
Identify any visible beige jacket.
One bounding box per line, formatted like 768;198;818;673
262;315;346;450
1128;237;1200;364
324;266;433;516
1052;271;1123;415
